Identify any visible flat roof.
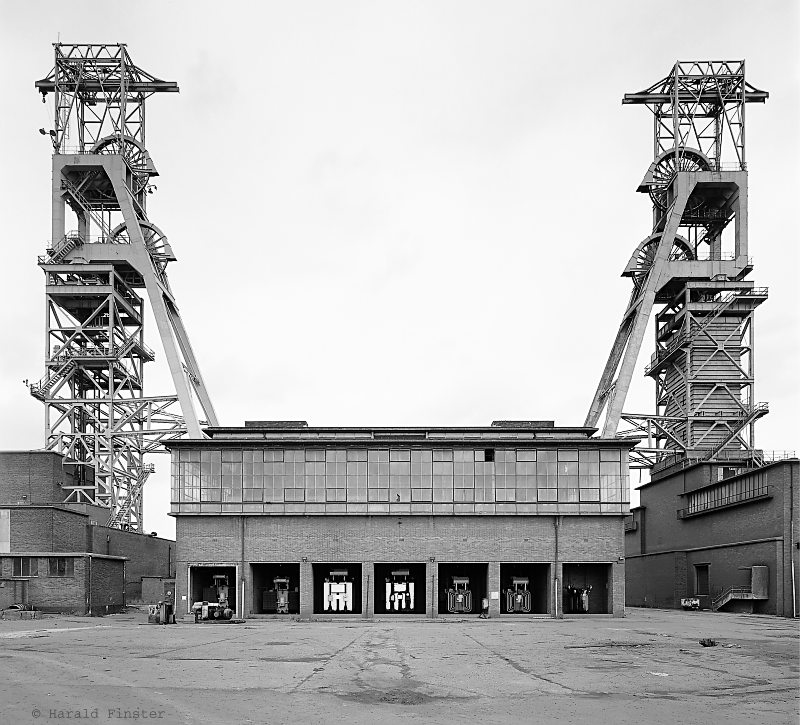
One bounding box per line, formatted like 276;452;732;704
165;423;640;448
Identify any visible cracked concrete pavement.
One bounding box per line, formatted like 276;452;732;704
0;608;797;724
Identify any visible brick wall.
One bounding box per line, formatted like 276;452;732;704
626;460;798;616
6;507;87;552
87;526;174;602
0;578;27;609
0;555;126;614
0;451;81;504
88;557;125;614
175;514;626;618
625;552;677;608
0;555;86;613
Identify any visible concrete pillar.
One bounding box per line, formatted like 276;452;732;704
362;562;372;619
612;560;625;617
299;560;313;620
427;560;438;619
552;561;563;619
487;562;500;618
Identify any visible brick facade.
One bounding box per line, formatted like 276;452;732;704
170;423;632;621
87;526;175;602
625;459;799;616
0;450;176;610
0;554;125;614
175;514;626;619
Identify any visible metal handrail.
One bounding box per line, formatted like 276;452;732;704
712;585;751;609
683;486;770;516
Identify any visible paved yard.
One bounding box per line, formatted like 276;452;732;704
0;608;797;724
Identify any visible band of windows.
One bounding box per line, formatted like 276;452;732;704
172;447;628;511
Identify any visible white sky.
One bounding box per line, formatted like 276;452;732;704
0;1;797;538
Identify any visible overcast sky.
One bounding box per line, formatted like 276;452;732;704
1;1;797;537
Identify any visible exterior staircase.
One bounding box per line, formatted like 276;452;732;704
106;463;156;528
711;586;767;612
28;359;77;400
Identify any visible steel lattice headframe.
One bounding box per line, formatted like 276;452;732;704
31;44;217;531
586;60;769;473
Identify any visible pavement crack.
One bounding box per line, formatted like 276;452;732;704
462;632;576;693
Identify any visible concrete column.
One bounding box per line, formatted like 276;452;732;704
487;562;500;618
552;561;563;619
612;560;625;617
299;560;313;620
427;560;438;619
362;562;372;619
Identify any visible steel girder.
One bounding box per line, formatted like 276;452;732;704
30;44;216;531
587;61;768;471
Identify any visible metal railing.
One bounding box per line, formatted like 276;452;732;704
677;486;771;519
760;450;797;462
712;586;752;611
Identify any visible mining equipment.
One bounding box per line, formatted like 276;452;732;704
505;577;532;613
263;576;298;614
323;569;354;612
446;576;472;613
147;600;176;625
192;574;233;622
585;61;769;473
31;44;217;531
385;569;415;611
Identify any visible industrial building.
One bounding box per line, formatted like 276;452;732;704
168;421;632;619
625;456;798;615
21;47;796;622
0;451;175;613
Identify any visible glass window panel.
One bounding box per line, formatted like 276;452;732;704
537;488;557;502
600;449;621;461
390;449;411;461
559;461;579;476
305;449;325;461
558;488;579;502
411;449;433;463
580;488;600;501
536;457;557;476
559;475;579;490
516;450;537;462
432;450;453;462
600;461;621;476
558;449;579;461
368;449;389;463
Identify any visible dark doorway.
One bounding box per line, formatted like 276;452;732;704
189;566;237;614
562;563;610;614
500;563;550;614
251;563;300;614
313;563;362;614
694;564;710;596
437;563;488;614
373;563;426;615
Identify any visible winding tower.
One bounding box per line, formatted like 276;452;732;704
29;44;218;530
586;61;769;472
